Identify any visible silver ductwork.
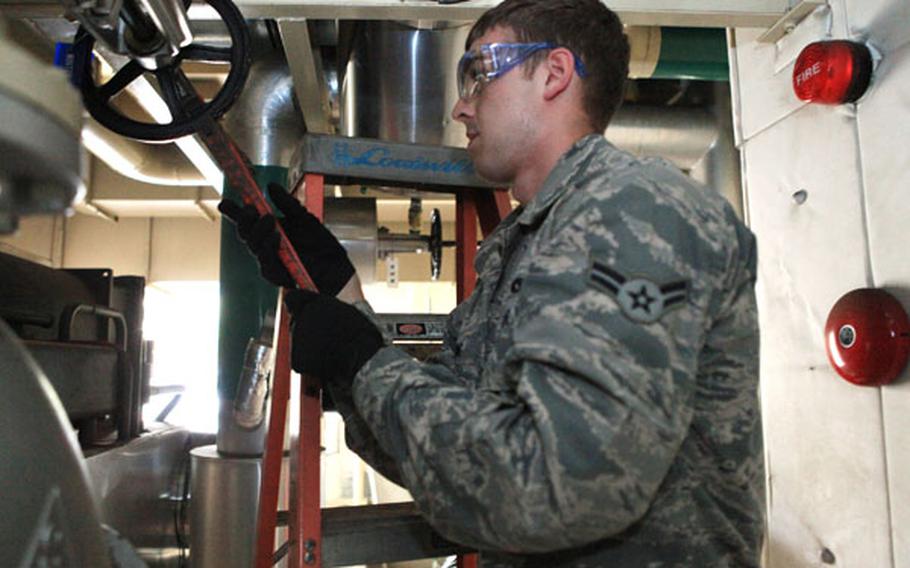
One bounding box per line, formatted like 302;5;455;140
689;83;743;217
607;99;742;217
606;105;717;171
222;23;305;168
189;445;260;568
341;21;470;147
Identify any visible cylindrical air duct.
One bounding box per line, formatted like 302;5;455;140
341;21;470;147
189;445;260;568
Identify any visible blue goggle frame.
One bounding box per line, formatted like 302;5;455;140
457;42;589;100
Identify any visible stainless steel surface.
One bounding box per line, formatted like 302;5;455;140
279;19;334;134
63;0;192;69
690;83;744;217
217;396;268;456
606;105;718;171
341;20;470;147
219;303;273;457
2;0;789;27
0;319;110;567
136;0;194;61
222;22;305;168
83;118;209;186
232;339;273;429
84;425;206;567
219;0;788;28
189;445;261;568
322;502;469;567
324;197;378;285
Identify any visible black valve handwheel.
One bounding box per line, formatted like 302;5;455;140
72;0;250;142
429;208;443;281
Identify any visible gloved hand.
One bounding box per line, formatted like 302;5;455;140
218;183;355;296
284;290;384;391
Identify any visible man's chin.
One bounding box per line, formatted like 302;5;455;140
471;156;512;185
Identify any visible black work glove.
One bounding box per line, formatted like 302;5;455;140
284;290;384;391
218;183;355;296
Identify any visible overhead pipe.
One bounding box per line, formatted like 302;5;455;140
222;30;305;168
689;83;744;218
627;26;729;81
82;118;209;186
216;22;305;458
606;105;718;171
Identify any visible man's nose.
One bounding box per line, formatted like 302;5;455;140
451;96;473;123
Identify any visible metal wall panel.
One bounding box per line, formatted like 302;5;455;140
741;102;893;567
847;0;910;563
843;0;910;53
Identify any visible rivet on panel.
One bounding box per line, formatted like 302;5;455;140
820;547;836;564
792;190;808;205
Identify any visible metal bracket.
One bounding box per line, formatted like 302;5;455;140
757;0;826;43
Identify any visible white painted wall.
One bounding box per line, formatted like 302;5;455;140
731;0;910;566
0;214;64;266
0;211;223;282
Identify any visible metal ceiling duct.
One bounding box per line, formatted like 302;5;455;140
606;105;717;171
341;21;470;147
221;22;305;168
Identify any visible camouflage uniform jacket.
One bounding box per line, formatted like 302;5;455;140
343;134;764;567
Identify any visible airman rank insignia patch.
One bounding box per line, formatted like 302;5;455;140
588;259;689;323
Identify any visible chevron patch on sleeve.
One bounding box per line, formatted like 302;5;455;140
588;259;689;324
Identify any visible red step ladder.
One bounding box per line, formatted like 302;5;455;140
254;174;512;568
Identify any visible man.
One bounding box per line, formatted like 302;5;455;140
220;1;764;565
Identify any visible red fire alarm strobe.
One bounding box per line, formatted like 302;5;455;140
793;40;874;104
825;288;910;386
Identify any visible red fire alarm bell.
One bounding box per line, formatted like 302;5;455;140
793;40;873;104
825;288;910;386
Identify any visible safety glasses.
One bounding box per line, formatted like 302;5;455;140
456;42;588;100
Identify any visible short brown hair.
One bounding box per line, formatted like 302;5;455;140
467;0;630;131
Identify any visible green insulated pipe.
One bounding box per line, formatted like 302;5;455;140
218;165;284;403
627;27;729;82
214;23;306;456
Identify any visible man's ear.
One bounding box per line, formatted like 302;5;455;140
541;48;576;101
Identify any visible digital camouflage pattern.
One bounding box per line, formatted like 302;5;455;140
341;134;764;567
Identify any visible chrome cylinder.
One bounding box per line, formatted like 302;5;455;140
341;21;470;147
217;397;268;457
189;445;260;568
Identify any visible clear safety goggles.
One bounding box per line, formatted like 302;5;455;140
456;42;588;100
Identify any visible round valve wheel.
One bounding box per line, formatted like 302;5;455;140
72;0;250;142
